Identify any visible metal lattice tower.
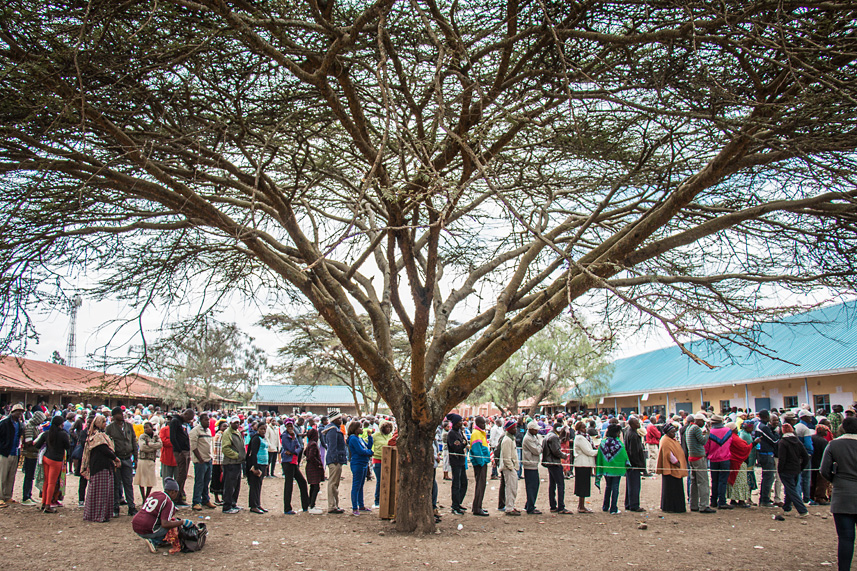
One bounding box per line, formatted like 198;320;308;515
65;294;82;368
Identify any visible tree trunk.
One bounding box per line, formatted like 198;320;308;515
394;422;436;533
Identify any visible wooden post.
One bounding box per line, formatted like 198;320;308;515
379;446;397;519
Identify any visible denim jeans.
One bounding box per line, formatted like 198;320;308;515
192;461;212;506
780;472;807;515
602;475;620;513
709;460;730;507
800;466;812;501
137;525;169;545
523;469;540;513
373;463;382;505
350;465;367;511
833;512;857;571
757;454;776;504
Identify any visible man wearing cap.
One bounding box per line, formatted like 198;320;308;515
106;406;139;516
521;420;542;514
220;416;247;514
446;413;468;515
0;403;24;506
542;420;570;514
686;413;715;513
705;414;733;509
500;419;521;515
132;477;194;553
794;409;816;503
321;412;347;514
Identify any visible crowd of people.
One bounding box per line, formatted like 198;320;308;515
0;400;856;569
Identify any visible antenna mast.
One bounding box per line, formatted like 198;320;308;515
66;294;83;367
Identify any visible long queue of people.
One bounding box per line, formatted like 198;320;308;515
439;404;857;571
1;401;856;569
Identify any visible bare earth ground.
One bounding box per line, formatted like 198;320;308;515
1;465;839;571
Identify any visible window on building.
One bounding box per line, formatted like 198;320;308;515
327;407;340;416
814;394;830;413
719;400;731;413
292;407;302;415
784;395;798;409
702;401;711;411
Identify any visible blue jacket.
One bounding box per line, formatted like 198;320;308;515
0;416;22;457
347;433;373;468
322;424;347;465
280;431;304;463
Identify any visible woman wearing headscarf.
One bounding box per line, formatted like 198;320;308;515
820;416;857;571
82;415;119;522
656;423;688;513
33;415;70;513
596;423;628;514
304;428;325;514
573;421;598;513
726;422;753;507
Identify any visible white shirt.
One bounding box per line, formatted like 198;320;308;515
489;425;504;447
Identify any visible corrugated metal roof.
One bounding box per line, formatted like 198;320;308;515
251;384;361;405
0;356;238;403
602;301;857;397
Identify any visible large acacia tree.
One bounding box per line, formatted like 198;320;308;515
2;1;857;531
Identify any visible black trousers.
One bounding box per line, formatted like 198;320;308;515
498;471;506;509
524;469;540;513
450;464;468;511
625;468;642;510
113;458;135;512
471;464;487;513
283;462;309;512
247;470;263;509
221;463;242;511
547;464;565;510
309;483;320;508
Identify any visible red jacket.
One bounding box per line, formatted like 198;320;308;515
645;424;662;445
159;425;176;466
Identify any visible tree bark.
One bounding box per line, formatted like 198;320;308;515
393;421;436;533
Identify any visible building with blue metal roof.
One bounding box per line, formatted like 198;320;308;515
251;384;366;415
572;301;857;416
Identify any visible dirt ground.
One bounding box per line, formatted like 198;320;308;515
1;464;840;571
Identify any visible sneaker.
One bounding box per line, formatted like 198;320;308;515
223;508;240;514
78;501;85;508
146;538;159;553
359;507;372;512
21;499;37;506
352;510;360;516
308;507;324;515
283;510;296;515
609;510;621;515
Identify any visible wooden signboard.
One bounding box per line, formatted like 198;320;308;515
379;445;397;519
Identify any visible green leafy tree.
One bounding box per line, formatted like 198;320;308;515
469;317;613;413
135;319;268;407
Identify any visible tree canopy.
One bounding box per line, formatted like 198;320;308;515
2;0;857;531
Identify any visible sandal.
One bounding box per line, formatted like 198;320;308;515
578;508;594;514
